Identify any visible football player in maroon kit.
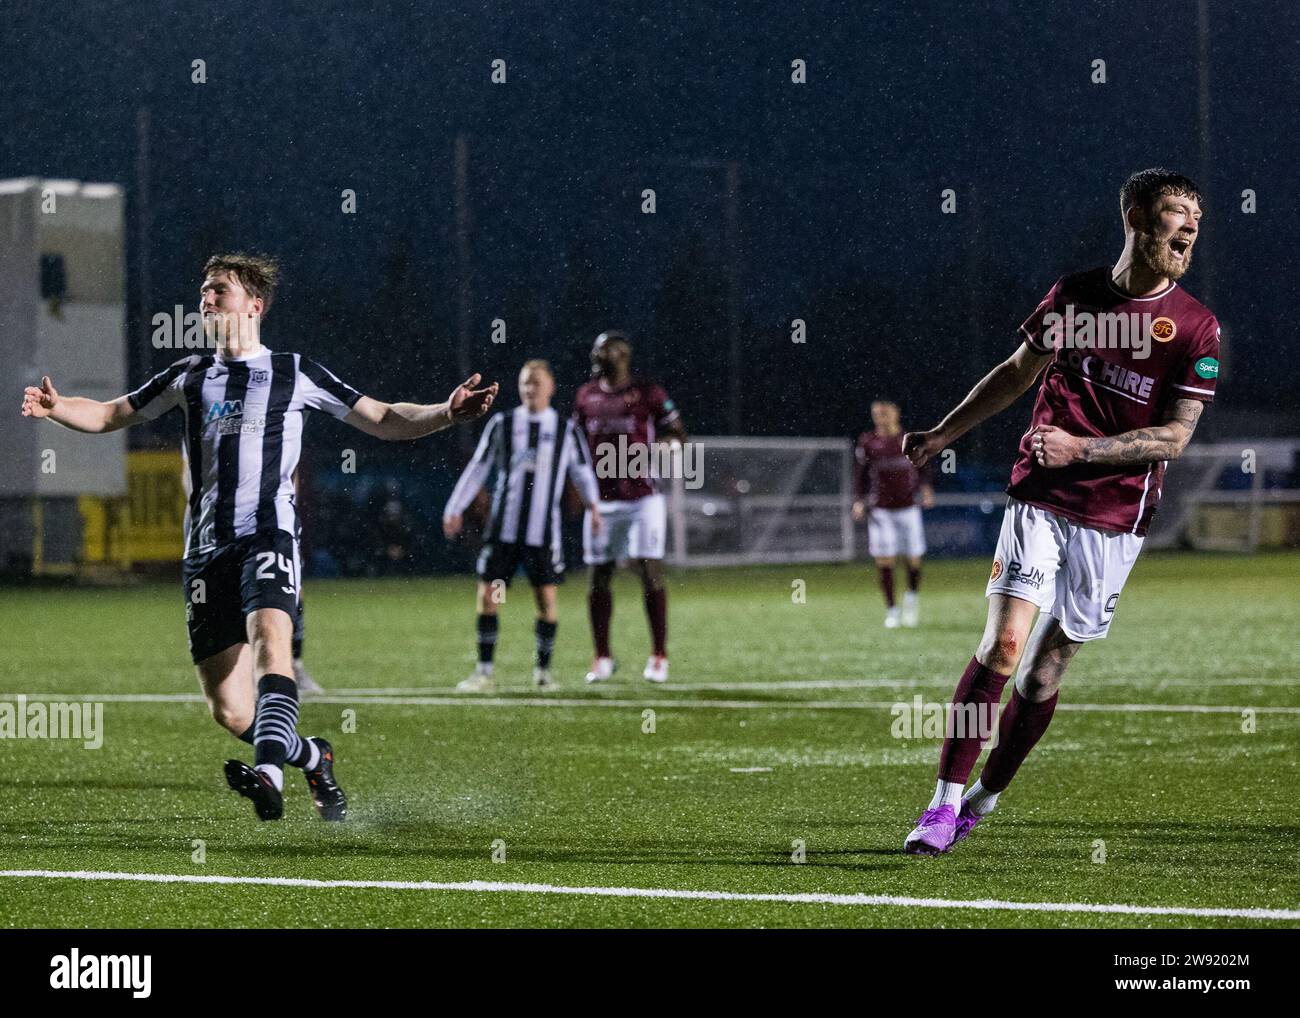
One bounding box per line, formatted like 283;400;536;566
899;169;1220;854
573;331;686;683
853;400;935;628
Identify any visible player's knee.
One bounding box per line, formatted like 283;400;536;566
208;700;252;735
978;630;1022;673
637;560;664;591
590;565;614;592
250;636;290;675
1019;671;1061;701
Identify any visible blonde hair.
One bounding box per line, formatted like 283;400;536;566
521;359;553;378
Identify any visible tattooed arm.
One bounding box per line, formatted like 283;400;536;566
1031;398;1205;468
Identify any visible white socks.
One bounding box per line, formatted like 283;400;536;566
300;739;321;772
928;779;964;811
963;778;1000;816
924;779;1001;816
255;763;284;791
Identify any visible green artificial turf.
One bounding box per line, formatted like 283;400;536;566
1;553;1297;928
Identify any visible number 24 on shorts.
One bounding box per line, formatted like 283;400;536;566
256;551;298;596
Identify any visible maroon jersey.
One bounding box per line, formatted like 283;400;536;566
855;431;925;509
1008;267;1220;536
573;377;680;502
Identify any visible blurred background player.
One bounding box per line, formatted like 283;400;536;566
290;590;322;693
899;169;1219;855
444;360;603;690
852;400;934;628
574;331;686;683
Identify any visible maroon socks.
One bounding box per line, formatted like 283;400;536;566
589;588;613;658
979;687;1059;792
643;588;667;657
936;656;1010;784
879;566;896;608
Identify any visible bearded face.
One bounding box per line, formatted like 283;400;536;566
1132;193;1200;281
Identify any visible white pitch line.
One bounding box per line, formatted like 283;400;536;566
2;869;1296;922
328;677;1300;692
5;692;1299;715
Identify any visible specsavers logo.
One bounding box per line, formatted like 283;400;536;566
1195;357;1219;380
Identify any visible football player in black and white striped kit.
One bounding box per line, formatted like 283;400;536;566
21;253;497;822
443;360;602;690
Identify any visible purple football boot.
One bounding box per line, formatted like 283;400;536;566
903;804;957;855
950;800;984;847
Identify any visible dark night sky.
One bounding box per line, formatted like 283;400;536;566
3;0;1298;452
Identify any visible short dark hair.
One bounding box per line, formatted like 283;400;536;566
203;253;281;312
1120;168;1202;219
594;330;632;353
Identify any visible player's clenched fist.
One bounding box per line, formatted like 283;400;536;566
448;373;499;422
1030;425;1083;468
21;376;59;418
902;429;946;468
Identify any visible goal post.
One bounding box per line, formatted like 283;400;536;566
666;436;854;566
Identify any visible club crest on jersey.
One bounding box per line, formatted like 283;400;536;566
1150;317;1176;342
250;369;270;384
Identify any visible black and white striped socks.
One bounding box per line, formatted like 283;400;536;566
254;674;303;791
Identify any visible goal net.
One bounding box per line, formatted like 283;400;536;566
1146;439;1300;552
665;437;854;566
661;436;1300;564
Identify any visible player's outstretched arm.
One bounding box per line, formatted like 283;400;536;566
345;373;498;441
1031;398;1204;468
20;376;139;434
903;342;1052;467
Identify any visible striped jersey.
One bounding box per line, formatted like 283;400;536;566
126;348;362;558
444;406;599;556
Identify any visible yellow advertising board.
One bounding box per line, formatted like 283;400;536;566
79;450;186;564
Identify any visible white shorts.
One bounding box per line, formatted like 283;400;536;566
584;494;667;564
985;498;1144;642
868;506;926;558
